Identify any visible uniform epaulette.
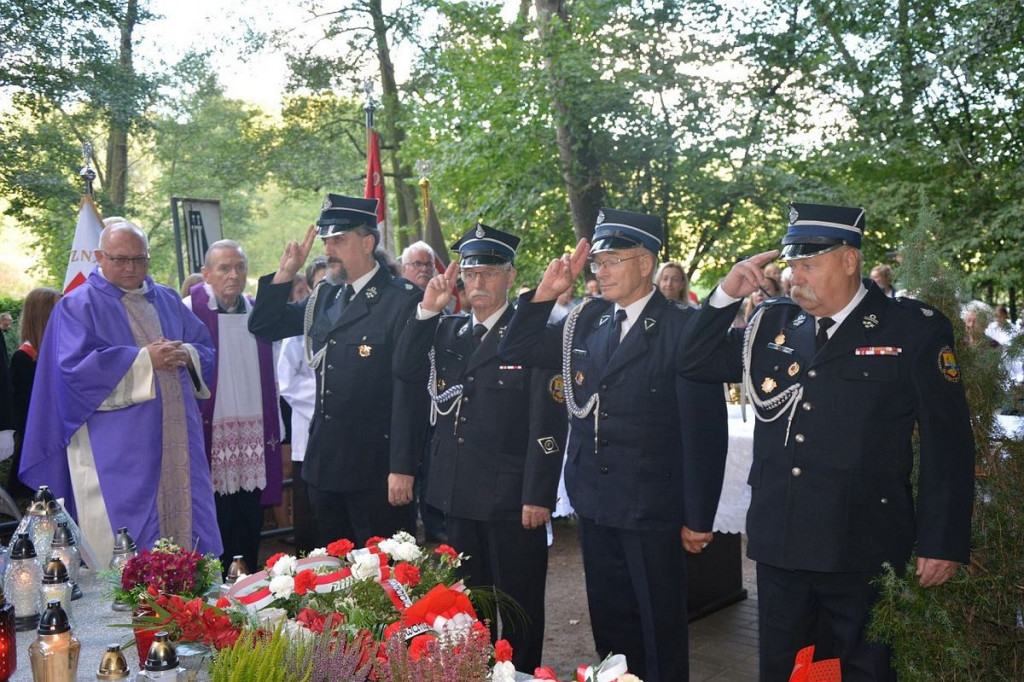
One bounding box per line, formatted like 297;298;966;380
893;296;943;319
758;296;799;309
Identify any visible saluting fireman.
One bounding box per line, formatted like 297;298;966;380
679;202;975;681
393;223;566;671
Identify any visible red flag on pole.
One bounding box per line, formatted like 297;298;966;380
365;129;391;254
63;196;104;294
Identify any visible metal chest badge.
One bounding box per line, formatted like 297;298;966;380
862;314;878;329
787;362;800;377
359;344;372;357
774;331;786;345
365;286;377;300
761;376;777;394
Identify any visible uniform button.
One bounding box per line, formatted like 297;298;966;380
362;335;368;341
794;433;805;443
862;371;870;377
807;369;817;378
600;467;609;475
791;467;802;477
649;388;657;393
327;364;334;370
325;389;333;396
600;412;609;419
329;339;337;345
324;414;333;422
459;417;467;423
458;437;465;444
802;402;812;411
467;376;474;382
497;379;504;385
600;439;609;446
462;397;470;404
600;383;609;391
880;497;888;504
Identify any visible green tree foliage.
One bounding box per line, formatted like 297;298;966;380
868;205;1023;680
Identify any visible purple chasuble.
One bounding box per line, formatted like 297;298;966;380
189;283;282;506
20;268;223;557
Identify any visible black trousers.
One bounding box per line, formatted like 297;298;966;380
579;517;689;682
756;562;896;682
291;460;315;554
214;488;263;577
307;481;416;548
447;515;548;672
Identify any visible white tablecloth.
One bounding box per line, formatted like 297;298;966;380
713;404;755;534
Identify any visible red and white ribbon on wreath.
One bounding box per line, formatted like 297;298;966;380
226;551;394;611
576;654;628;682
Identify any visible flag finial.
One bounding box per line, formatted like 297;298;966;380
80;142;96;196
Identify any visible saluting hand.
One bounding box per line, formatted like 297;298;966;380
534;238;590;302
719;250;781;299
422;261;461;314
273;224;318;284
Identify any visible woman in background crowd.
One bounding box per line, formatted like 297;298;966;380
656;261;695;308
8;287;61;497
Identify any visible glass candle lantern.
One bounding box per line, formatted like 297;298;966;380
225;555;247;586
109;528;137;613
14;487;60;567
39;558;73;629
27;600;80;682
140;631;183;680
3;533;42;631
0;581;17;681
96;643;131;680
48;524;82;601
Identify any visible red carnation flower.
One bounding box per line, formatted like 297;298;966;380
408;634;435;661
533;666;560;681
265;552;287;571
494;639;513;663
215;596;230;609
393;562;421;587
327;538;355;558
294;569;318;596
364;536;386;549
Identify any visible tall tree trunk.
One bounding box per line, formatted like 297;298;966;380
105;0;136;216
534;0;604;244
368;0;420;252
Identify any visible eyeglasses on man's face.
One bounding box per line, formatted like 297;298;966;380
405;260;434;269
102;252;150;267
461;268;507;282
588;254;642;274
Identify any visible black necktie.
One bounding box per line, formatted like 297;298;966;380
472;323;487;347
816;317;835;352
328;284;354;324
608;309;627;355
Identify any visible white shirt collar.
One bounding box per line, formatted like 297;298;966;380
820;283;869;335
473;302;510;338
613;287;657;334
348;263;380;295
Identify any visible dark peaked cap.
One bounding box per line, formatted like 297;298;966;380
450;223;520;267
317;193;379;238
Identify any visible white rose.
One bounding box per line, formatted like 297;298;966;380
376;538;398;556
307;548;328;558
350;554;381;581
390;542;422;562
491;661;516;682
271;554;298;577
268;575;295;600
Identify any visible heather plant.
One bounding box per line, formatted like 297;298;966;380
375;627;495;682
208;626;311;682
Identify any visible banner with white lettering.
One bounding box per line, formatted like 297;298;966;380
63;196;104;294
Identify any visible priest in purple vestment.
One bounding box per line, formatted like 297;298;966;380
20;221;222;567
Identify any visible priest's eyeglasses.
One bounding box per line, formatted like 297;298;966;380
103;252;150;267
589;254;642;273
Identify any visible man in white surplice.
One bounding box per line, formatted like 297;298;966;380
185;240;282;575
